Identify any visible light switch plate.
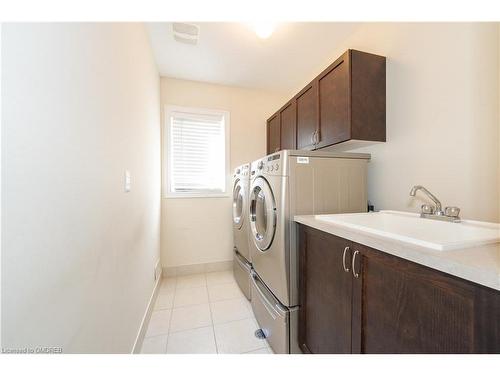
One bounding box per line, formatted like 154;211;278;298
124;170;131;192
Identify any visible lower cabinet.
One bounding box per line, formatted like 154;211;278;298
298;224;500;354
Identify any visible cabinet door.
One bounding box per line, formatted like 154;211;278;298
279;101;296;150
299;226;353;354
351;244;500;354
296;82;318;150
266;114;280;155
317;51;350;148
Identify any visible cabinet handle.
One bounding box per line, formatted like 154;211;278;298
310;131;315;146
342;246;350;272
352;250;360;278
313;130;319;145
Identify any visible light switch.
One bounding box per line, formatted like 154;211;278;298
124;170;131;192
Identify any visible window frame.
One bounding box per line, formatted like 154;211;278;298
163;105;231;199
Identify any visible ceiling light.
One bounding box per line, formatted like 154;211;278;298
252;22;275;39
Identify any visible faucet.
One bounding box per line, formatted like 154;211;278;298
409;185;461;223
409;185;444;215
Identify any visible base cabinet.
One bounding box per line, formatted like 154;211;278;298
298;229;352;353
298;225;500;354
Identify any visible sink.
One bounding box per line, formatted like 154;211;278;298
314;210;500;251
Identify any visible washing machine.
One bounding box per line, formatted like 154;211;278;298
248;150;370;353
232;163;252;300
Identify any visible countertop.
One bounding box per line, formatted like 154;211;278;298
294;214;500;292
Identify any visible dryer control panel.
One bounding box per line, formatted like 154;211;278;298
234;163;250;178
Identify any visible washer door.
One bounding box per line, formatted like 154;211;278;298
232;179;246;229
249;176;276;251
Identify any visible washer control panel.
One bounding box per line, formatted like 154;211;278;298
251;152;282;177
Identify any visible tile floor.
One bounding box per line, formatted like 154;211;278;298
140;270;273;354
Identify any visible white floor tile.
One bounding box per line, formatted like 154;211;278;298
167;326;217;354
206;270;235;286
174;286;209;308
214;318;266;354
208;282;244;302
141;335;168;354
142;272;275;354
169;304;212;333
176;274;206;289
154;291;174;310
160;277;176;292
145;309;171;337
210;298;253;325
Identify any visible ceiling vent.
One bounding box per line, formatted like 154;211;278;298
172;23;199;45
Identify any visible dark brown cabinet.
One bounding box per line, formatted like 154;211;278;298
298;228;352;354
316;52;350;148
296;81;318;150
267;49;386;154
266;113;280;155
279;101;296;151
298;224;500;354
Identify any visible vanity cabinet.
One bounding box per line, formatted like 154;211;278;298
266;49;386;154
298;228;352;353
298;224;500;354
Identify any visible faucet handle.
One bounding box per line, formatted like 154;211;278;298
421;204;434;214
445;206;460;218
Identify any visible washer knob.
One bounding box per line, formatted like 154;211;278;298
258;161;264;170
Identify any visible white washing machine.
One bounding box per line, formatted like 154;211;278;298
248;150;370;353
232;163;252;300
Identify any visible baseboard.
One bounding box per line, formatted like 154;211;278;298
163;260;232;277
131;268;163;354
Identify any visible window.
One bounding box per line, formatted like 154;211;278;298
164;105;230;198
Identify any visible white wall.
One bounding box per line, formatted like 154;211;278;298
291;23;500;222
160;78;287;268
1;23;161;353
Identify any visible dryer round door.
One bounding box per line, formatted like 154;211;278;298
249;176;276;251
232;179;246;229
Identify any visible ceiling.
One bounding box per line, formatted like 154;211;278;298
146;22;362;94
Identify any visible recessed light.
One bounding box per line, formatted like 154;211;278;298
251;22;276;39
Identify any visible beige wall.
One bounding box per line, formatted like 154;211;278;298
1;23;161;352
291;23;499;222
160;78;287;267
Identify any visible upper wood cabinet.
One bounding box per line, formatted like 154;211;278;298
266;49;386;154
296;81;318;150
298;224;500;354
316;52;350;148
279;100;296;150
266;113;280;154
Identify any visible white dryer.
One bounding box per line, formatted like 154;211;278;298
248;150;370;353
232;163;252;300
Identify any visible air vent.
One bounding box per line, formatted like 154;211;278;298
172;23;199;45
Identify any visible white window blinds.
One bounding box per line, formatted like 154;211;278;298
166;108;228;197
